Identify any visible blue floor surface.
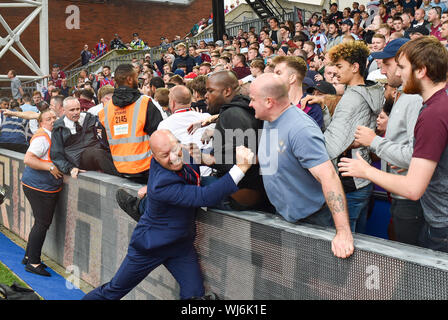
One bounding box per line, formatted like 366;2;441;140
0;232;85;300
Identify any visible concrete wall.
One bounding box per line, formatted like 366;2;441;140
1;149;448;300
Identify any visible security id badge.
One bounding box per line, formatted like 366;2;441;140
114;124;129;136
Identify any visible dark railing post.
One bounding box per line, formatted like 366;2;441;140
212;0;225;41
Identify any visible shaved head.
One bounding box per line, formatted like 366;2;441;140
169;85;192;110
207;71;239;91
251;73;289;101
205;71;240;114
249;73;290;121
150;130;184;171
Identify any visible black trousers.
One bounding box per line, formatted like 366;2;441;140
80;146;121;177
22;185;60;264
390;198;425;246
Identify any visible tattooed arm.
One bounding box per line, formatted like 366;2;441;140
309;160;354;259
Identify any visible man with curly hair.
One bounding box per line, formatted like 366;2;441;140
324;40;384;234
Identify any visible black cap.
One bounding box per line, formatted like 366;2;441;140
341;19;353;27
313;81;337;95
133;32;139;37
408;25;430;36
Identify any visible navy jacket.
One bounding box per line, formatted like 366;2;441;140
129;158;238;254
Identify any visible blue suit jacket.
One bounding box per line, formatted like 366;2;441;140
129;158;238;254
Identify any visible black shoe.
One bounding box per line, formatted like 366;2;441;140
116;189;142;222
25;263;51;277
22;257;47;269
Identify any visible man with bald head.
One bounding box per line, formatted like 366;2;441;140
50;97;119;179
158;85;213;153
250;73;354;259
202;70;268;211
84;129;255;300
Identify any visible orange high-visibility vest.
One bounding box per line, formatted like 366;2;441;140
21;128;63;193
98;95;151;175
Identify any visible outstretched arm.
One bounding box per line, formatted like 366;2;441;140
309;160;354;259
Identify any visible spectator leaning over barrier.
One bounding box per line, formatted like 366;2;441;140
339;36;448;253
324;40;383;234
98;64;164;185
250;73;354;259
50;97;119;179
83;130;255;300
352;38;425;246
21;108;63;277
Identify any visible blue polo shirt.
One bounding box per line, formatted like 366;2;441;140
258;105;329;222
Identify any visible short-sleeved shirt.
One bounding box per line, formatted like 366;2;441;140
412;85;448;227
28;128;52;159
11;76;22;99
258;105;329;222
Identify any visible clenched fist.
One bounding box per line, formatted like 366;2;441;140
235;145;255;173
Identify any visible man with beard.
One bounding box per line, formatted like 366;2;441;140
351;38;425;246
339;36;448;253
198;71;269;211
98;63;164;184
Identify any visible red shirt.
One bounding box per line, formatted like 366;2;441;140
412;85;448;162
430;23;443;41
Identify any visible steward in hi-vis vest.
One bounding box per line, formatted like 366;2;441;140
98;63;163;183
22;127;63;193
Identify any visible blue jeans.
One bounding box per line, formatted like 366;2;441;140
345;184;373;234
298;205;334;228
418;221;448;253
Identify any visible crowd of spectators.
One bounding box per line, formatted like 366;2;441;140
1;0;448;284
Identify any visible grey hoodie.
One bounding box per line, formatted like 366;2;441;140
370;90;423;199
324;81;384;189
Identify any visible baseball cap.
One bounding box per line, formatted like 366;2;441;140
215;40;224;47
313;81;336;95
341;19;353;27
174;69;185;77
370;38;409;60
408;25;430;36
302;77;315;91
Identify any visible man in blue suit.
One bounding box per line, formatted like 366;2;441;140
83;129;255;300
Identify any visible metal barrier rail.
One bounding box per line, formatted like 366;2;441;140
0;148;447;300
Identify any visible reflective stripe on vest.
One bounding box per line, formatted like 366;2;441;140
99;95;151;174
